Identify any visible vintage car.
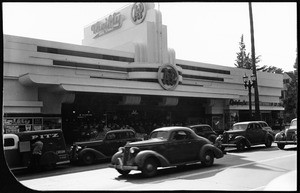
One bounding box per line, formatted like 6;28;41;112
188;124;218;142
215;121;274;151
274;118;297;149
69;129;141;165
257;121;276;137
3;129;69;171
109;126;224;177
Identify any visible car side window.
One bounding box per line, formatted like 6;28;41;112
248;124;254;130
172;131;188;141
4;138;15;147
106;133;116;140
255;123;262;130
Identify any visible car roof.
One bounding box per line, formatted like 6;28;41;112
233;121;260;125
188;124;211;127
153;126;192;132
106;129;135;133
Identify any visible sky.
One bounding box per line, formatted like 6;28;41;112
2;2;297;72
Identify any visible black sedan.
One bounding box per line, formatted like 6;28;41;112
188;124;218;142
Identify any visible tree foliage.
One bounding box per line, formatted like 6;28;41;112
234;34;283;74
283;54;298;119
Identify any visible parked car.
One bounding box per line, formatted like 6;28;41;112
257;121;276;137
188;124;218;142
274;118;297;149
215;121;274;151
69;129;141;165
3;129;69;171
109;126;224;177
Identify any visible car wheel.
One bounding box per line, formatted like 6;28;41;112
82;152;95;165
236;141;245;151
116;169;130;176
142;158;158;177
201;150;214;167
265;137;273;148
277;143;285;150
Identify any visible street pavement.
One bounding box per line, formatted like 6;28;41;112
16;144;297;191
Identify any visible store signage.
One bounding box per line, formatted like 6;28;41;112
91;12;123;39
131;2;147;25
158;64;180;90
31;133;60;140
229;99;247;106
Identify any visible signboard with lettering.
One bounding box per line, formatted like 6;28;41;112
91;12;124;39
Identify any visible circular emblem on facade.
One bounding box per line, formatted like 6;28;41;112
131;2;147;25
158;64;180;90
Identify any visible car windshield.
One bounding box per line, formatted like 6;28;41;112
150;131;169;140
291;119;297;128
232;124;248;131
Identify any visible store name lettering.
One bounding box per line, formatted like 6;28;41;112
91;12;123;39
31;133;60;140
229;99;247;105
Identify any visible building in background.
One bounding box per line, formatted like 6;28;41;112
3;3;284;144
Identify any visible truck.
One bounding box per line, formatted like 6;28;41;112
3;129;70;171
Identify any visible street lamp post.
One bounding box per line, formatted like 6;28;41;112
243;73;256;120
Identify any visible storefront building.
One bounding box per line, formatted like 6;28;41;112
3;3;284;144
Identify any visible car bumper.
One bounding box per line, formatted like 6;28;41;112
109;158;138;171
274;140;297;145
220;143;237;147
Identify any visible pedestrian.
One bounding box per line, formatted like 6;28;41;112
30;138;43;171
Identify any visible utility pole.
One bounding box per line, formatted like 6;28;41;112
248;2;261;120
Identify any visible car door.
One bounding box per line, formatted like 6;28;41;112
166;130;198;163
246;123;258;144
254;123;266;143
246;123;264;144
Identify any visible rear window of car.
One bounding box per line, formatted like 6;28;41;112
259;122;268;127
232;124;247;131
150;131;168;140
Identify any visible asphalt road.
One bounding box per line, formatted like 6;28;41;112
13;144;297;191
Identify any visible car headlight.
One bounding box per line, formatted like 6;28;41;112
229;134;233;139
118;147;125;153
129;147;139;154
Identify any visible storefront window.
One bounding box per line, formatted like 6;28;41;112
3;117;61;134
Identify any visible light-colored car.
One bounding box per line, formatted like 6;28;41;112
274;118;297;149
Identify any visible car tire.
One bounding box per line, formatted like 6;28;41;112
277;143;285;150
82;152;95;165
142;158;158;177
116;169;131;176
265;137;273;148
236;141;245;151
201;150;214;167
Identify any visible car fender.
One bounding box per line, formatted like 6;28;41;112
265;133;274;142
135;150;170;168
199;144;224;160
234;136;251;147
111;151;123;164
78;148;106;160
275;132;285;141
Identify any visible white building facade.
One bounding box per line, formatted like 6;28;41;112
3;3;284;144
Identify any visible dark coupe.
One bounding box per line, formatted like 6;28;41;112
109;126;224;177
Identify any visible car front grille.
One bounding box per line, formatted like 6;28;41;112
123;147;130;164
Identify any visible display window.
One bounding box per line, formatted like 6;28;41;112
3;117;62;134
